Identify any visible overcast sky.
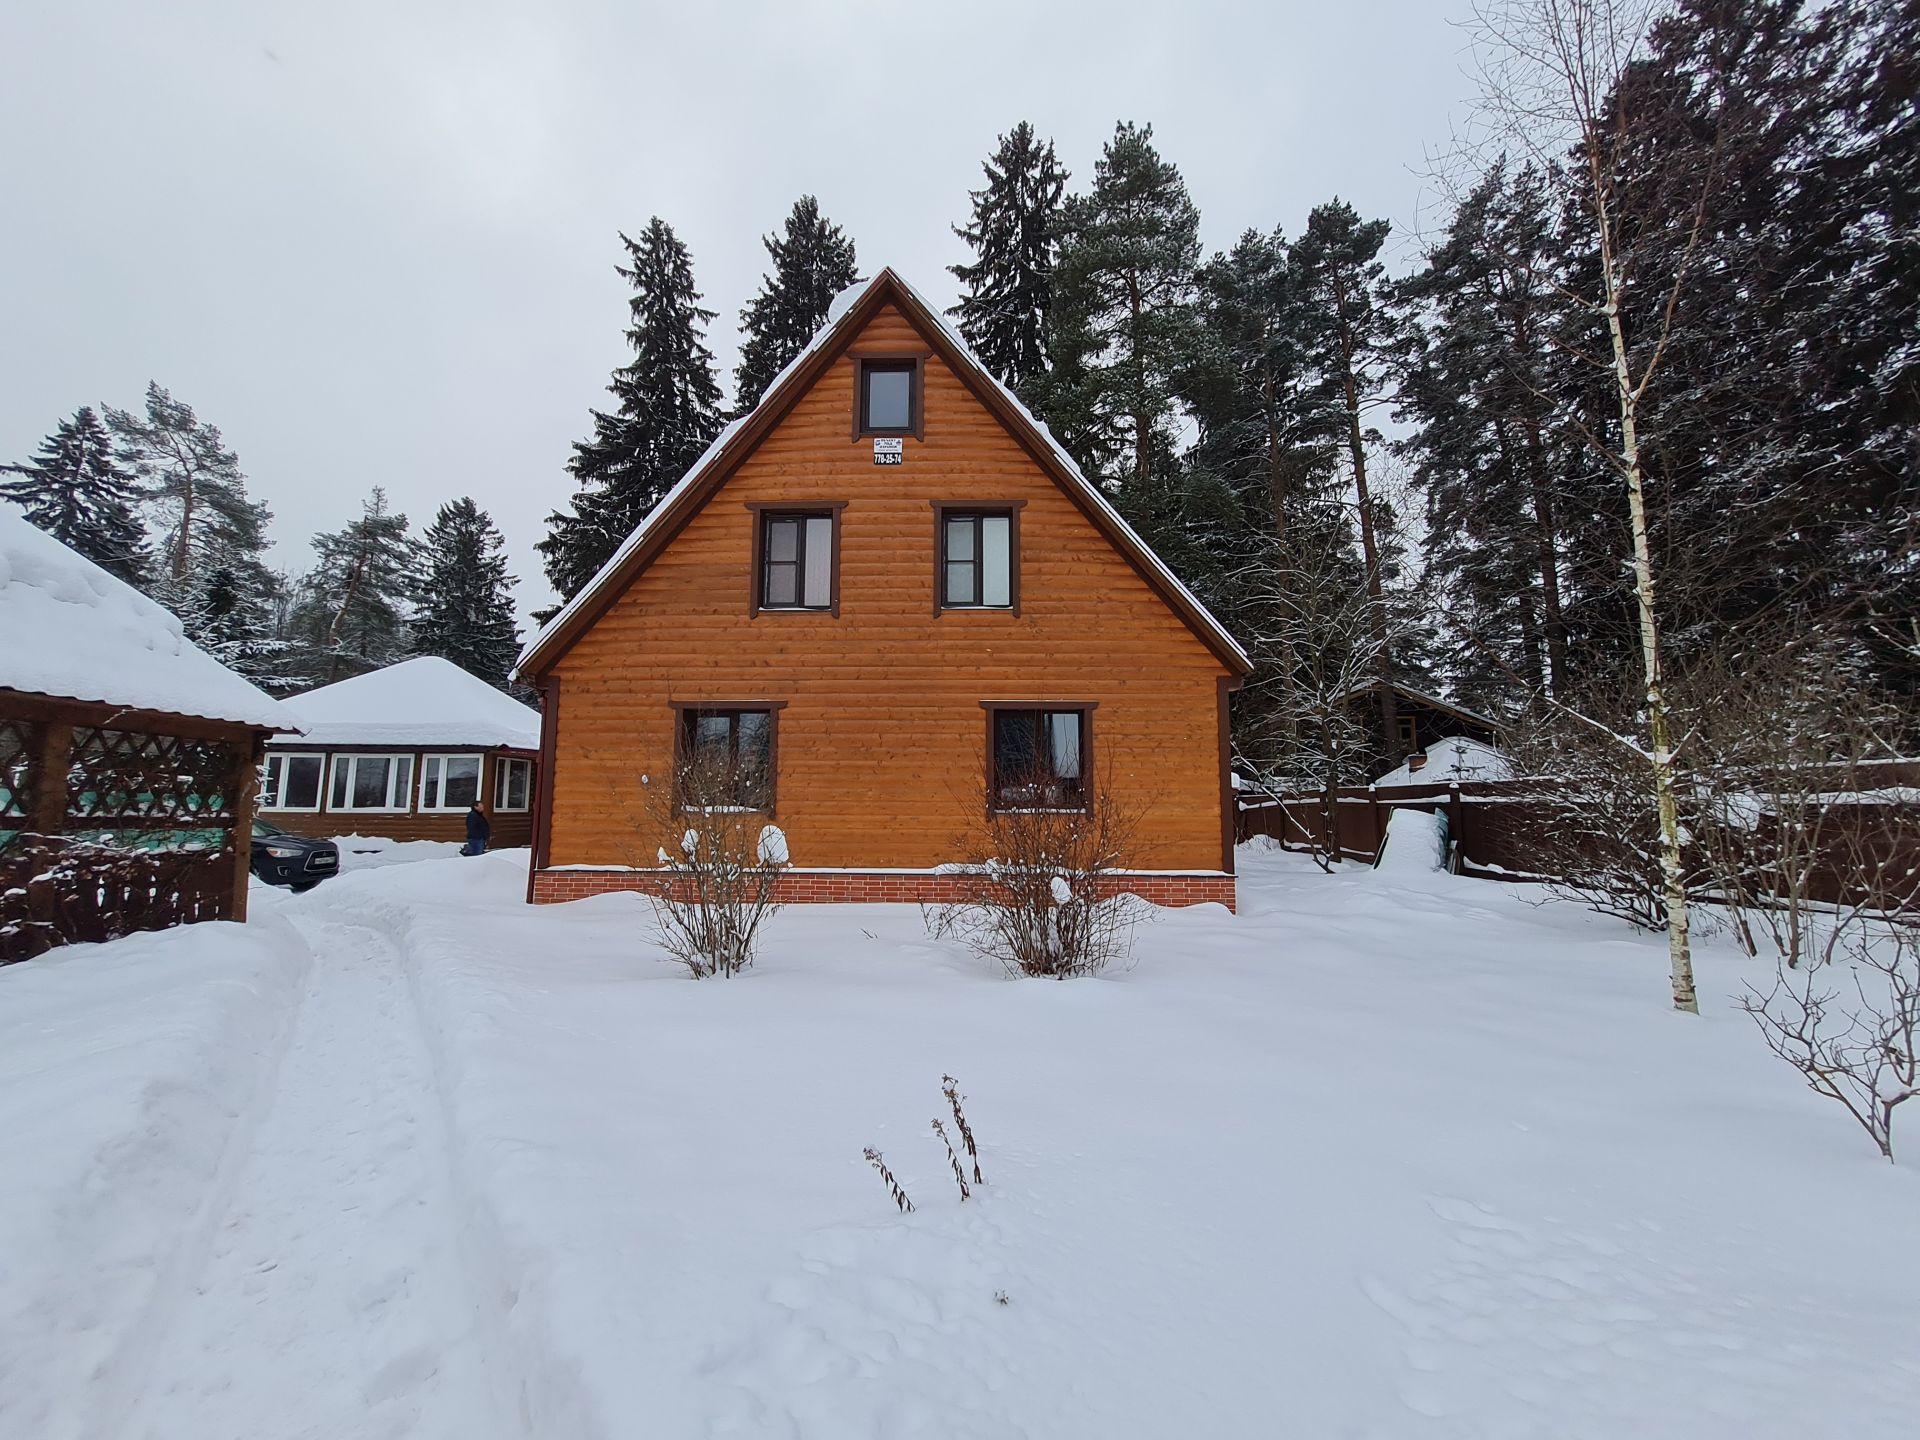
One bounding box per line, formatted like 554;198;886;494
1;0;1483;625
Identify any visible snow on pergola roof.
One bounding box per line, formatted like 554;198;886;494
0;504;293;731
279;656;539;750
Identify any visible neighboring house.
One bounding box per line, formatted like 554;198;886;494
1340;681;1502;762
1;505;294;958
1373;735;1514;788
516;268;1253;909
262;656;540;847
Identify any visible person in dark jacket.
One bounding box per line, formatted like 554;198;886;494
463;801;491;856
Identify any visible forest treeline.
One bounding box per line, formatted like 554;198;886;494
7;0;1910;778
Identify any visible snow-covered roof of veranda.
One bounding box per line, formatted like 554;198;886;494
0;503;294;731
278;655;539;749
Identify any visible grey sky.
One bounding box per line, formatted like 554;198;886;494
2;0;1481;626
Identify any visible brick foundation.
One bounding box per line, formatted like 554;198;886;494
531;867;1236;912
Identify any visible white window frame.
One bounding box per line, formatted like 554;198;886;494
261;751;326;812
419;752;486;813
494;756;532;813
326;752;415;813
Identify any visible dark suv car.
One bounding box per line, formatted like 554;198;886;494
250;818;340;891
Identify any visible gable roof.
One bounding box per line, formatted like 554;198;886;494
0;503;293;731
515;268;1253;680
278;656;540;749
1337;680;1502;734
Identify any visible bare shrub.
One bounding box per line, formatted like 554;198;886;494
923;764;1148;979
617;754;787;979
863;1147;914;1213
1740;925;1919;1161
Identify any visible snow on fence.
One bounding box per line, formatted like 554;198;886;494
0;838;234;963
1238;767;1920;905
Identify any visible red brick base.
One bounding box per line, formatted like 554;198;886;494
530;867;1237;912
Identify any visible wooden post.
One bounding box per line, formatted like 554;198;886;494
27;720;71;838
228;733;264;922
1368;785;1382;863
1326;783;1342;863
1447;783;1464;874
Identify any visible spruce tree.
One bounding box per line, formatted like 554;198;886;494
1045;122;1203;497
949;122;1069;399
540;219;725;602
414;497;522;690
1;406;150;584
733;196;860;412
288;488;418;683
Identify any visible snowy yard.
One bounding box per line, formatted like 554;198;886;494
4;845;1917;1439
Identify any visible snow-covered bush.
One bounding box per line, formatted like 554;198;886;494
623;760;786;978
924;772;1146;978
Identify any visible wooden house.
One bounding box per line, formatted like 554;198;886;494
515;268;1253;910
1;507;294;960
262;656;540;847
1340;681;1502;761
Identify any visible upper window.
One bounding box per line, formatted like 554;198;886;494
495;756;532;812
857;357;921;437
328;753;414;812
939;508;1017;610
988;707;1090;812
419;754;483;812
754;508;839;613
262;752;324;811
676;707;776;812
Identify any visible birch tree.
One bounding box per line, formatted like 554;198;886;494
1467;0;1718;1012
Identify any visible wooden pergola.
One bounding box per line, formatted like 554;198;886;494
0;689;282;962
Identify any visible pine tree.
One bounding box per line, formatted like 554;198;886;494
1045;122;1203;496
1;406;150;583
949;123;1069;399
414;497;522;690
540;219;727;602
733;196;860;413
1399;162;1578;708
105;382;280;673
288;488;418;683
1289;200;1414;759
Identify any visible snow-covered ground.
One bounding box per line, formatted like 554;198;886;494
327;833;467;872
4;845;1917;1438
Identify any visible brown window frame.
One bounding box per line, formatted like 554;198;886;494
853;355;925;440
979;701;1097;814
668;701;786;816
932;501;1024;614
746;502;846;616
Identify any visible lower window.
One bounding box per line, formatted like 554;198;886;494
328;753;414;812
262;752;324;810
420;754;483;811
989;707;1090;811
676;707;775;811
495;756;532;812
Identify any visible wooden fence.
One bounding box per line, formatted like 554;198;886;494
0;835;237;963
1237;768;1920;906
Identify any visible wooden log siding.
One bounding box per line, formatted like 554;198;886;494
544;304;1234;883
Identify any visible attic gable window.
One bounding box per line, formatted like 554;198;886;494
856;357;922;438
749;503;845;615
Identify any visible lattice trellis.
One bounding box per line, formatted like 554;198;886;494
0;721;30;819
66;727;239;826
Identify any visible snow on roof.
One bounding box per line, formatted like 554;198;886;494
516;268;1251;677
1374;736;1513;788
0;503;293;730
278;656;539;749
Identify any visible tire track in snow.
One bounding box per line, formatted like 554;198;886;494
102;909;518;1440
